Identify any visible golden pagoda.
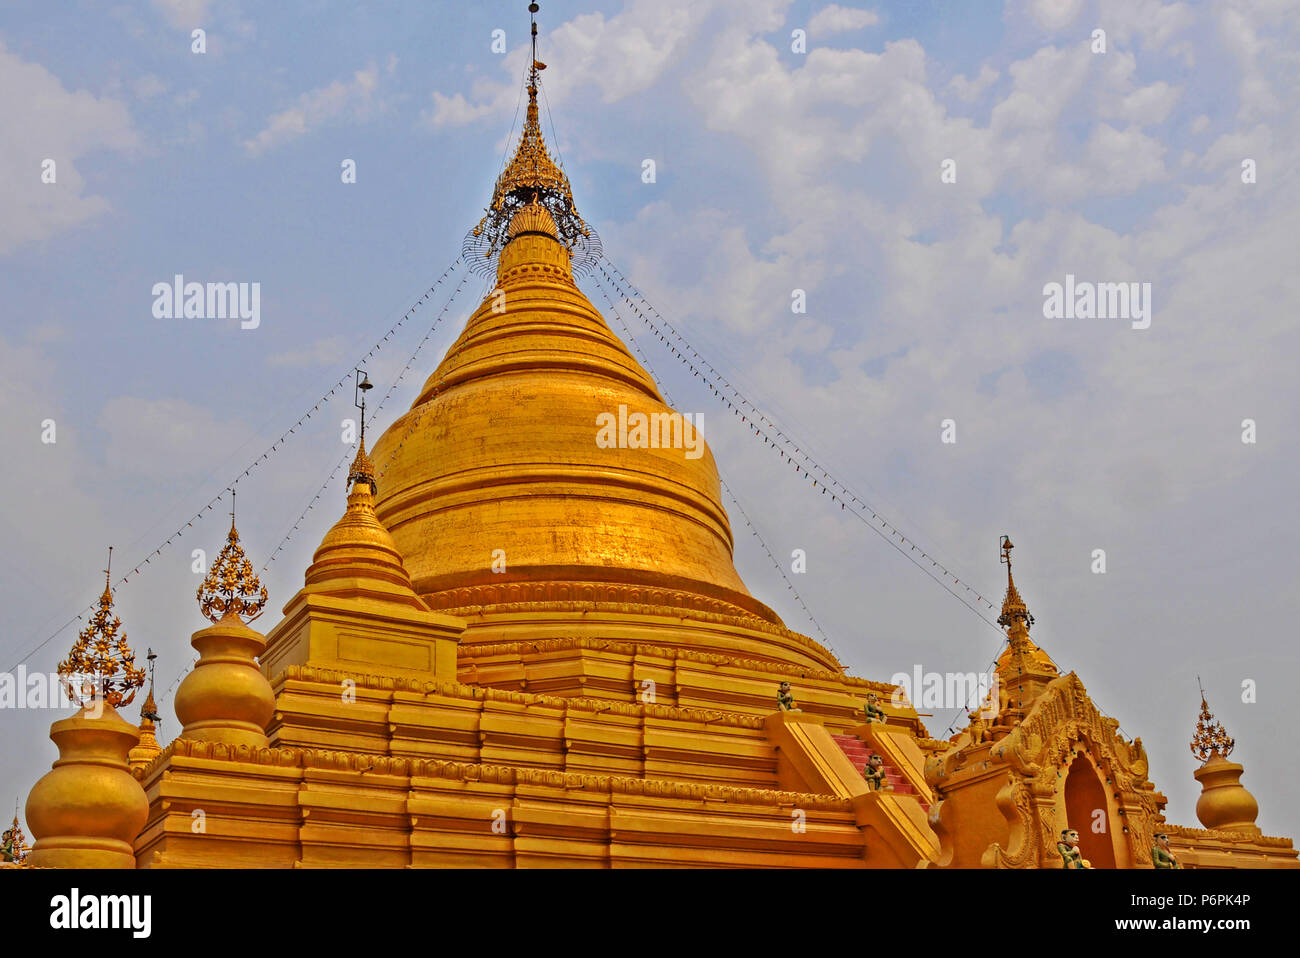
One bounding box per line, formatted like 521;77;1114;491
19;6;1297;870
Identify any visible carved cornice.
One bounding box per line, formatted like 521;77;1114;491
915;737;954;754
428;582;758;622
271;664;768;728
1162;823;1294;849
429;586;843;669
150;738;853;811
459;635;876;689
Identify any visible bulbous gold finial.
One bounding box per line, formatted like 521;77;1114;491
1191;682;1236;764
57;548;147;708
196;493;269;623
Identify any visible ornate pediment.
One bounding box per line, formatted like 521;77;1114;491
926;670;1166;868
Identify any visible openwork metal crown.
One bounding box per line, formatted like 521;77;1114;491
1190;695;1236;763
464;63;602;277
2;815;28;865
348;441;377;495
197;521;269;623
58;579;147;708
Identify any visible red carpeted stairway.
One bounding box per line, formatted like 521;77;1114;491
831;732;928;810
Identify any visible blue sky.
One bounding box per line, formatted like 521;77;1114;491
2;0;1299;843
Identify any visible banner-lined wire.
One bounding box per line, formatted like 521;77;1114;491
5;257;465;674
590;277;842;662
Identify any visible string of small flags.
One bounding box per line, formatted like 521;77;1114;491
4;258;465;674
592;279;841;660
594;257;1003;635
262;265;477;572
374;271;491;484
721;477;841;659
156;654;199;714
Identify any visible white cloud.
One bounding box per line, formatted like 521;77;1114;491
100;397;255;480
132;73;167;99
1112;80;1181;126
150;0;209;30
947;63;999;102
1099;0;1196;54
808;5;880;37
244;60;394;156
267;336;350;368
0;41;138;255
422;0;728;128
1015;0;1086;32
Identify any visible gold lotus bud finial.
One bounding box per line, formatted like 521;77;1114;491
196;491;269;623
996;535;1035;632
1190;679;1236;764
58;547;147;708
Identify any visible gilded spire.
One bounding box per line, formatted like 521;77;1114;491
469;2;591;260
1190;683;1236;764
128;649;161;773
348;439;377;494
993;537;1057;688
996;536;1035;632
196;493;269;623
349;369;377;494
58;548;147;708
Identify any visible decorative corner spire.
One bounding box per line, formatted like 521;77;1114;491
348;368;377;494
996;535;1035;632
196;493;269;623
58;547;147;708
141;648;160;726
465;2;598;272
1;804;28;865
1190;680;1236;764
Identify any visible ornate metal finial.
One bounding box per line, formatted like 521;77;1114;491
57;548;147;708
348;368;377;494
1;804;28;865
196;493;269;623
465;1;600;274
1190;679;1236;764
996;535;1035;632
141;648;160;725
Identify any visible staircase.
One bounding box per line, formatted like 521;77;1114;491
832;733;928;810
